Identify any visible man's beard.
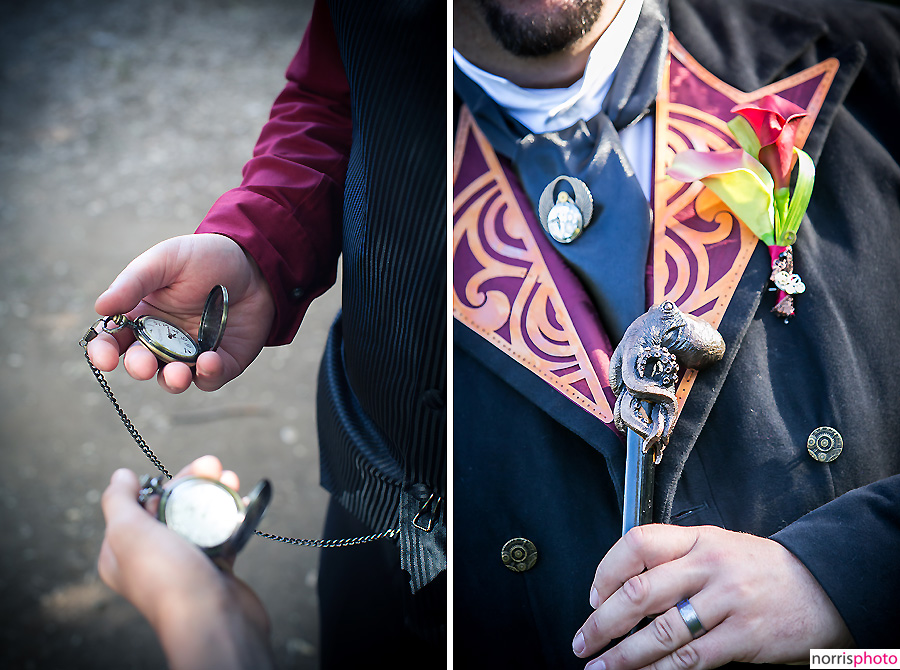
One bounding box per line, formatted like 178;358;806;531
475;0;605;57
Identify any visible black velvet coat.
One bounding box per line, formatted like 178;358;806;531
454;0;900;665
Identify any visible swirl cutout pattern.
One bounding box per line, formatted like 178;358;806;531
453;109;615;425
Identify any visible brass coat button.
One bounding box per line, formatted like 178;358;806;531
807;426;843;463
501;538;537;572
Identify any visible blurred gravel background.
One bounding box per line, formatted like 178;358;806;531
0;0;340;667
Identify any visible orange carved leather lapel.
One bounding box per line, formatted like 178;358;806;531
453;108;617;428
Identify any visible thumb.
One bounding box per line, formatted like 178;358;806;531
100;468;142;525
94;237;186;317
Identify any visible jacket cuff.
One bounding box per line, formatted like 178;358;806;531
196;184;339;346
771;474;900;647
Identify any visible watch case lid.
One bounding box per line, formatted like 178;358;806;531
229;479;273;555
198;285;228;353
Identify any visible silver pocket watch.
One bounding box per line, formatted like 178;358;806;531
81;285;274;558
139;475;272;558
100;285;228;366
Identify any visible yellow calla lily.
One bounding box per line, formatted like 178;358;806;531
668;148;776;245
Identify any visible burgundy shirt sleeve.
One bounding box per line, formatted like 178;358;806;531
195;0;352;346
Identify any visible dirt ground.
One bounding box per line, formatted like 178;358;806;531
0;0;341;667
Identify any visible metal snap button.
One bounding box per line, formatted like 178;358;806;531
501;537;537;573
807;426;843;463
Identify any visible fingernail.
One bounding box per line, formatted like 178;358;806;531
110;468;133;484
590;586;599;608
572;631;585;656
586;659;606;670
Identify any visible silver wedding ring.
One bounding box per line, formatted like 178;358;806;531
676;598;707;638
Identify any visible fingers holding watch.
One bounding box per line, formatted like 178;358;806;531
192;349;226;391
99;467;213;611
98;467;145;595
173;454;241;492
119;340;160;381
156;358;194;393
85;327;134;372
99;465;275;670
89;233;276;394
100;456;247;589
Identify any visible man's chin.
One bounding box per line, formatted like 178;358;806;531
475;0;606;58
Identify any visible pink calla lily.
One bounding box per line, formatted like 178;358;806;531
731;95;807;191
667;148;776;245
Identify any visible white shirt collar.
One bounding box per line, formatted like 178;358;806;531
453;0;644;133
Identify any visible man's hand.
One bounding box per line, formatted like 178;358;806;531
87;233;275;393
99;456;274;670
572;524;853;669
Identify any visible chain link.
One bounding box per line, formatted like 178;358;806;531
80;328;398;548
82;348;173;480
254;527;398;548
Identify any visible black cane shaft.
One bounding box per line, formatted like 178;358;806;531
622;428;655;535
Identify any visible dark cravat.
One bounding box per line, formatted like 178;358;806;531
454;0;669;341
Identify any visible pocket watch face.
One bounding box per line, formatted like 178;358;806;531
136;316;200;362
160;478;243;550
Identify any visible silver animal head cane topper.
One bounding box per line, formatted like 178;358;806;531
538;175;594;244
610;301;725;464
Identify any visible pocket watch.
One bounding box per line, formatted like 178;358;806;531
102;285;228;365
139;475;272;558
81;282;400;554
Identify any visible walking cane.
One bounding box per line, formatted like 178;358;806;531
609;302;725;535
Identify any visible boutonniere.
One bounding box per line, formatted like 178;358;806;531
666;94;815;321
